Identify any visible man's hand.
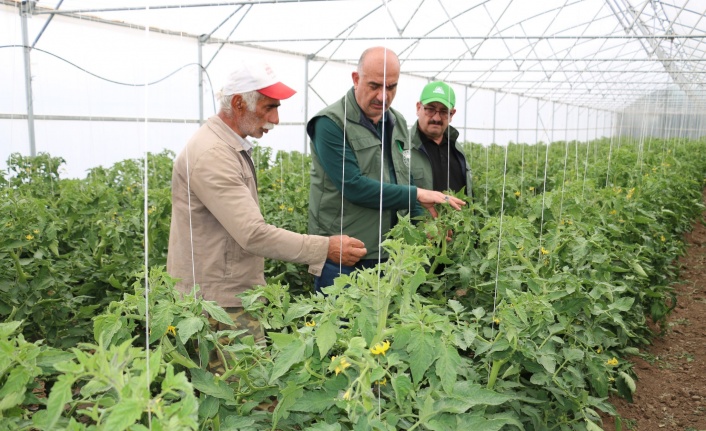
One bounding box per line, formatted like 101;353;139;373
327;235;367;266
416;189;466;218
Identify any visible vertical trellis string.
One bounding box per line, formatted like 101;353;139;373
142;7;152;429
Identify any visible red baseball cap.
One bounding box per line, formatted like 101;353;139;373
222;60;296;100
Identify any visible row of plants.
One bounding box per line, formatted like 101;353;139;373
1;137;705;430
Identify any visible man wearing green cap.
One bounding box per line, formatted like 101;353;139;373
409;81;472;196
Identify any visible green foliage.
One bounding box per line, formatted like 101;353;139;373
1;137;706;430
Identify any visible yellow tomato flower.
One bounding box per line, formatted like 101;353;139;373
370;340;391;356
148;206;156;215
25;234;34;240
606;357;619;366
288;207;294;212
514;191;521;197
331;356;350;375
305;320;316;327
33;229;39;234
342;389;352;400
540;247;549;255
279;204;286;210
660;235;666;242
376;378;387;386
493;317;501;324
529;186;535;191
166;325;176;336
596;347;602;354
609;210;617;215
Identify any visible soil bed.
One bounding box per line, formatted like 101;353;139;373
602;189;706;431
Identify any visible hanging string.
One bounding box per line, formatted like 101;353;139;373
558;105;570;223
339;92;347;276
488;136;509;383
605;112;617;188
517;95;525;198
141;7;152;429
536;102;553;262
535;98;541;184
374;46;391;420
581;110;591;199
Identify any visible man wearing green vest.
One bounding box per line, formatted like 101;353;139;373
409;81;472;196
307;47;466;290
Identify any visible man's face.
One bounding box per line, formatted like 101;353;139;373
416;101;455;143
237;94;281;139
352;54;400;123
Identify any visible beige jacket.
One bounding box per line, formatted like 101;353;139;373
167;116;329;307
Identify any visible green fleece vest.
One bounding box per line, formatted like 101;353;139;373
408;122;473;196
308;88;411;259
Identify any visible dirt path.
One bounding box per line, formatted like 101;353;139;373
601;190;706;431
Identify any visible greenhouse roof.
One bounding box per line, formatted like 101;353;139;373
11;0;706;111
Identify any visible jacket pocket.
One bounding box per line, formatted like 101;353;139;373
348;136;381;175
224;236;238;278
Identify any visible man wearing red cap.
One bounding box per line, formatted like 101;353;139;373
167;60;367;344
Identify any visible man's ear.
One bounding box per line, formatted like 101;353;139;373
450;108;457;119
352;71;360;88
231;94;244;112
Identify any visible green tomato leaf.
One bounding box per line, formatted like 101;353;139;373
316;320;337;359
435;342;461;394
189;368;235;401
283;303;314;324
104;398;144;431
202;301;235;327
176;317;204;344
269;338;306;384
408;332;436;385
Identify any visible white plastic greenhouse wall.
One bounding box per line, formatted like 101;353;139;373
1;0;705;178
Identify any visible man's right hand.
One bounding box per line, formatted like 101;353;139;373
327;235;367;266
416;188;466;218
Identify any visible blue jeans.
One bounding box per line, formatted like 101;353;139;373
314;258;383;293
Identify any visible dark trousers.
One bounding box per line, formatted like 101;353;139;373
314;258;384;292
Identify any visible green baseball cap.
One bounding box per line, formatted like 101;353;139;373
420;81;455;109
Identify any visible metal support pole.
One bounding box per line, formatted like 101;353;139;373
515;94;520;145
303;55;311;155
492;91;497;145
463;85;468;144
20;1;36;156
197;35;206;125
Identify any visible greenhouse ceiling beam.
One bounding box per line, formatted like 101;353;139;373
31;0;348;15
31;0;63;48
465;80;676;84
2;1;649;115
228;34;705;43
404;69;706;75
404;68;706;74
318;57;706;62
0;113;306;126
609;0;701;99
